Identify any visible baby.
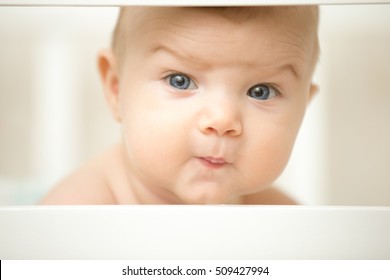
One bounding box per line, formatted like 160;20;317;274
41;6;319;205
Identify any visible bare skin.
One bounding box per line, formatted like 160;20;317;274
40;142;296;205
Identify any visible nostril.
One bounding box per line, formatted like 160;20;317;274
203;126;218;135
226;128;241;137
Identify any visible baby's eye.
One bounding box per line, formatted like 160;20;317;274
166;73;197;90
247;84;278;100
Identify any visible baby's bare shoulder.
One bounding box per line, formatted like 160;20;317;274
39;146;120;205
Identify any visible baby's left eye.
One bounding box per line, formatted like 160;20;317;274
166;73;197;90
247;84;278;100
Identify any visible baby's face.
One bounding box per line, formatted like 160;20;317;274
112;8;317;204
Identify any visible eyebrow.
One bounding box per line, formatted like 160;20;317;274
149;44;213;69
150;44;302;80
257;63;302;80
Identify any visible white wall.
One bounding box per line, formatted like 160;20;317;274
0;5;389;205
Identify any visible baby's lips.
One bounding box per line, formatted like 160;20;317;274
197;157;227;169
203;157;226;164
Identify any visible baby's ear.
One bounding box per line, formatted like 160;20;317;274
97;49;122;122
307;83;319;104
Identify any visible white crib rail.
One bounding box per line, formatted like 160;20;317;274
1;0;390;6
1;205;389;259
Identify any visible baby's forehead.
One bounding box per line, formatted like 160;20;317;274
113;7;319;74
118;7;317;51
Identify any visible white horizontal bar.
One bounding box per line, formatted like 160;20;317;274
1;205;390;259
0;0;390;7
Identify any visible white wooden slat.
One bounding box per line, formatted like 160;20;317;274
0;0;390;7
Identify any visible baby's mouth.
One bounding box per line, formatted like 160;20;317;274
197;157;228;169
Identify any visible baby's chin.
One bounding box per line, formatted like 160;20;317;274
176;185;238;205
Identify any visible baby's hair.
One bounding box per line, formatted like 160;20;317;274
111;6;319;73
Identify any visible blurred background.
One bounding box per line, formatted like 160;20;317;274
0;5;389;205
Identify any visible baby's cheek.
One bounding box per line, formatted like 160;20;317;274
122;112;187;168
242;132;294;189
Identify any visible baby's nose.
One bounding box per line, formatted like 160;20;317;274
197;97;242;137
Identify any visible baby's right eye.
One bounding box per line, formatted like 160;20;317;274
166;73;197;90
